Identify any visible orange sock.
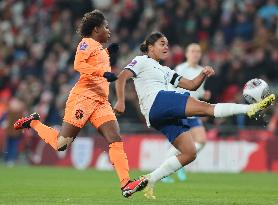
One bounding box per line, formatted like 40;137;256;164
30;120;58;150
109;142;130;188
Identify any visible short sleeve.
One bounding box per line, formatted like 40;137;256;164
124;56;143;77
175;65;183;75
163;66;176;82
76;39;98;59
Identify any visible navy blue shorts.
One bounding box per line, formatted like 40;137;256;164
149;90;190;143
181;117;203;128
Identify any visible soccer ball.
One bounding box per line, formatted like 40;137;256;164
243;78;270;104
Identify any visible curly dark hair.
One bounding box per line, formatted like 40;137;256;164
77;10;105;38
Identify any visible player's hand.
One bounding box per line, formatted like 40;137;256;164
107;43;119;55
103;72;118;82
114;100;125;115
202;66;215;77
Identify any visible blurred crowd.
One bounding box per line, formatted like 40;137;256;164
0;0;277;137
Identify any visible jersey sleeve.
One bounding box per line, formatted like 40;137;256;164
175;65;183;75
164;66;177;82
73;40;104;76
124;56;143;77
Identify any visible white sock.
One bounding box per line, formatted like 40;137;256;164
195;142;204;153
167;146;180;158
214;103;251;118
148;156;182;184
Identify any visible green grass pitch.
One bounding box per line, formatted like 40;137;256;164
0;166;277;205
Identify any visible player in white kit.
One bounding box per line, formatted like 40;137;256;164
114;32;275;199
162;43;210;183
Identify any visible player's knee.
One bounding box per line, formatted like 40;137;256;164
103;130;122;143
108;134;122;144
179;149;197;166
190;152;197;162
187;149;197;164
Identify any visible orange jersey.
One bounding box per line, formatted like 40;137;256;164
70;38;111;100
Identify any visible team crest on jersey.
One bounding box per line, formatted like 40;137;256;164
127;60;137;67
79;42;88;50
75;109;84;119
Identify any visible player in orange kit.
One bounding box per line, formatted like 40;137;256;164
13;10;148;198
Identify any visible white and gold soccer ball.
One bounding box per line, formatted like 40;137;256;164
243;78;270;104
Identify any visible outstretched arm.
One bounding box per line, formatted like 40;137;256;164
114;69;134;114
177;66;214;91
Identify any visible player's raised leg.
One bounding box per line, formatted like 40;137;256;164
14;92;92;151
56;122;80;151
14;113;80;151
185;94;276;118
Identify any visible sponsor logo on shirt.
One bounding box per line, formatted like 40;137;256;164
127;60;137;68
79;42;88;51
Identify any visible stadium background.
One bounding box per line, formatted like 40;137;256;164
0;0;278;204
0;0;278;184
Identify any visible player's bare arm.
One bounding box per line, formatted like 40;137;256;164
114;69;134;114
178;66;215;91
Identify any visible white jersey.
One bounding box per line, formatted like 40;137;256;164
125;55;176;126
175;62;205;99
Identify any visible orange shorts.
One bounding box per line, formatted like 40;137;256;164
63;93;116;129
